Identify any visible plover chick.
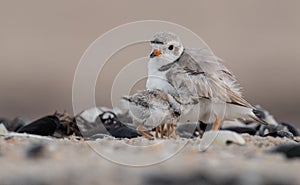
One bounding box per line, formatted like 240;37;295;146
122;89;182;139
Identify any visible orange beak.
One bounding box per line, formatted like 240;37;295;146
150;49;161;58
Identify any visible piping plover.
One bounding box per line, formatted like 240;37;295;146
122;89;182;139
147;32;268;130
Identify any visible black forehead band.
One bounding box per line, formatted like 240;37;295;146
150;40;164;44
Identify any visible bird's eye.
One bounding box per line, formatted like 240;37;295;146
168;45;174;50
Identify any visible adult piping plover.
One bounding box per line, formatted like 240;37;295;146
147;32;268;130
122;89;182;139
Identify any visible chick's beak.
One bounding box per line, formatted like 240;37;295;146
150;49;161;58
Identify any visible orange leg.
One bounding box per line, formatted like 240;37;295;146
136;126;154;140
212;116;221;130
170;124;177;139
155;127;159;138
160;124;165;138
167;124;171;138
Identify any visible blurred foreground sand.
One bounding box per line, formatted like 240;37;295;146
0;134;300;185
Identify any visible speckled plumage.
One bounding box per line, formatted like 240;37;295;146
122;89;181;131
147;32;268;125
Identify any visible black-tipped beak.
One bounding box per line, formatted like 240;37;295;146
149;49;161;58
150;52;155;58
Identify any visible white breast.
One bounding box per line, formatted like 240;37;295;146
146;58;176;94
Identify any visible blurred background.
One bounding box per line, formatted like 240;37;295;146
0;0;299;125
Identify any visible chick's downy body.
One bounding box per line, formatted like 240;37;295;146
122;89;181;138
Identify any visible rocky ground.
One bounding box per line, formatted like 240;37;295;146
0;133;299;185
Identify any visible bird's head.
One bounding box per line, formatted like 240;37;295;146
149;32;184;62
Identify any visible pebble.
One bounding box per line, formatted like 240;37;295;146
0;117;27;132
200;130;246;150
25;143;46;159
0;123;8;135
17;115;60;136
270;143;300;159
97;111;140;138
9;117;26;131
281;122;299;137
264;130;294;139
222;126;257;136
143;171;293;185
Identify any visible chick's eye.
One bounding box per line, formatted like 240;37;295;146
168;45;174;50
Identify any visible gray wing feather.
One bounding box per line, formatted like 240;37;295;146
166;48;252;108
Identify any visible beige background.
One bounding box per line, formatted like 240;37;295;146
0;0;299;125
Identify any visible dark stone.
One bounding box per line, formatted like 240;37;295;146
0;117;26;132
281;122;299;137
4;136;14;140
143;171;294;185
10;117;26;131
26;143;45;158
264;130;294;139
98;111;140;139
259;122;299;140
17;115;59;136
258;124;278;137
0;117;11;129
107;126;141;138
143;173;211;185
222;126;257;135
270;144;300;159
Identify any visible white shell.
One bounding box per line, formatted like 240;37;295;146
77;106;115;123
0;124;8;135
200;130;246;150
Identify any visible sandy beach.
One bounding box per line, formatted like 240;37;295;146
0;133;299;185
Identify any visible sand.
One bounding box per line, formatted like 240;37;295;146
0;133;299;185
